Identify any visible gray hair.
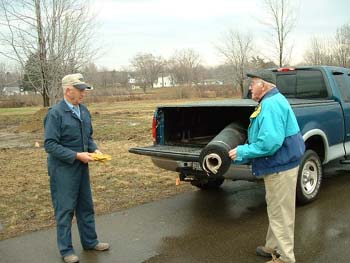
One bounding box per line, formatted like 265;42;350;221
261;79;276;88
62;85;70;93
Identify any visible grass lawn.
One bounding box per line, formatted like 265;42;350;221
0;99;204;240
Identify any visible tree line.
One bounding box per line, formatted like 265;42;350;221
0;0;349;106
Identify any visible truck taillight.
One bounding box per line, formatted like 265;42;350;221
152;117;157;142
277;67;295;72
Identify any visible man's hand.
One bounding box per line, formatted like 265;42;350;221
76;152;94;163
228;147;238;160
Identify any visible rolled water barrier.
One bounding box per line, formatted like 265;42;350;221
199;123;247;176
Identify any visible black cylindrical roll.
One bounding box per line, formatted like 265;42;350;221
199;123;246;177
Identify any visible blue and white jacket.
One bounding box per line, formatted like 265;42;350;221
235;88;305;177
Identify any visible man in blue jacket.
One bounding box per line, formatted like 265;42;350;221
229;70;305;263
44;74;109;263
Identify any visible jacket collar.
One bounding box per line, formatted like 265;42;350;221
259;87;279;103
63;99;78;110
57;100;82;121
58;99;84;111
58;99;72;112
57;99;86;117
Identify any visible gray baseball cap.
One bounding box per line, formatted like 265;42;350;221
62;73;93;90
246;69;276;85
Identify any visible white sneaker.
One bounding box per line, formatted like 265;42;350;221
63;254;79;263
93;242;110;251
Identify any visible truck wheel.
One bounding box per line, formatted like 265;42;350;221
296;149;322;205
191;178;225;190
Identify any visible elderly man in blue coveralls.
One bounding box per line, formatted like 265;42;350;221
44;73;109;263
229;70;305;263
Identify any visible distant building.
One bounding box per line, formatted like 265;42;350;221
153;75;175;88
128;78;136;85
200;79;224;86
128;78;141;90
2;86;21;96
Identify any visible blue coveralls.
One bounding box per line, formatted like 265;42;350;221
44;100;99;257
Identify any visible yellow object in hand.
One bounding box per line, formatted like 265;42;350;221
90;153;112;162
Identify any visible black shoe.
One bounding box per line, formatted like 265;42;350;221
256;246;274;258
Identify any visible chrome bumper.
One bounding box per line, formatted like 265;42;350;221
151;156;259;181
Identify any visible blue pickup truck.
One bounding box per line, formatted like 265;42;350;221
129;66;350;204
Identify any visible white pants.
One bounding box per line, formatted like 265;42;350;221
264;167;298;263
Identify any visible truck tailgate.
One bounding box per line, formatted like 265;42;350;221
129;145;202;161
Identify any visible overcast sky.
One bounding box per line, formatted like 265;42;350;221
92;0;350;70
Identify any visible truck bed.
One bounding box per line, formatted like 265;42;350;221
129;98;341;162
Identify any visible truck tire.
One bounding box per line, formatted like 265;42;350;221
296;149;322;205
191;178;225;190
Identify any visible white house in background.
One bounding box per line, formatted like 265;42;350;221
128;78;136;85
201;79;224;86
128;78;141;90
153;75;175;88
2;86;21;96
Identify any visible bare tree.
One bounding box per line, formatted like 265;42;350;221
250;56;277;69
303;23;350;67
334;23;350;67
99;67;111;89
211;64;234;85
0;62;8;93
169;49;202;85
303;36;335;66
260;0;298;67
217;29;254;96
195;65;211;85
0;0;97;106
82;62;99;88
131;53;164;92
82;64;130;92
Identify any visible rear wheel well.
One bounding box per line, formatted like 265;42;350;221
304;135;325;163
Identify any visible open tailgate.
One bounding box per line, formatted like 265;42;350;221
129;145;202;162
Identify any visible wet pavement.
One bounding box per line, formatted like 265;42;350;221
1;166;350;263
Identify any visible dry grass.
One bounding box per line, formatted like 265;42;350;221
0;84;238;108
0;99;211;240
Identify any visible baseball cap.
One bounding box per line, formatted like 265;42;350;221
246;69;276;85
62;73;93;90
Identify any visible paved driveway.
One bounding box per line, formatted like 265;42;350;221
1;166;350;263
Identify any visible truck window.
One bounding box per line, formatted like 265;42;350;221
276;70;327;99
276;74;296;97
334;73;349;102
296;70;328;99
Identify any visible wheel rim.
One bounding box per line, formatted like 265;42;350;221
301;159;319;195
